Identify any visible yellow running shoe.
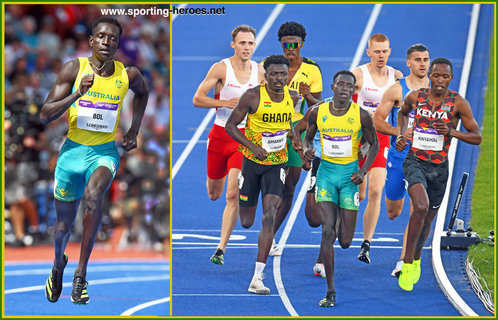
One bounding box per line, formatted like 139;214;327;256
398;262;415;291
413;259;421;284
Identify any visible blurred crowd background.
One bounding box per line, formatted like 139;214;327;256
4;4;170;253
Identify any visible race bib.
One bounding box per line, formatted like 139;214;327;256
261;129;288;152
77;100;118;133
361;101;378;114
323;134;352;157
412;127;444;151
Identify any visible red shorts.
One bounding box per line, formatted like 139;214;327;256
207;124;243;180
359;132;390;170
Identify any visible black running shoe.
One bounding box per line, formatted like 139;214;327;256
45;253;68;303
358;242;371;264
210;248;224;266
71;274;89;304
319;291;336;307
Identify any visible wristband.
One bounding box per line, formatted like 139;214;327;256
396;135;405;142
78;87;83;97
447;126;452;137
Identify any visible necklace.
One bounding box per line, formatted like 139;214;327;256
331;100;348;111
89;59;112;72
265;85;284;95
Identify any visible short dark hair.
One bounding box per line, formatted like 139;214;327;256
92;17;123;38
263;55;290;71
232;25;256;41
430;57;453;73
407;43;429;58
333;70;356;85
277;21;306;42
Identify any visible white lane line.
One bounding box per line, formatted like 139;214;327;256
173;293;280;297
171;4;188;22
172;4;285;180
5;265;169;276
121;297;170;315
432;3;480;317
350;4;383;69
273;4;383;317
5;275;169;294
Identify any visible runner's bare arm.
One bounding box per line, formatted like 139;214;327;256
395;91;417;151
373;82;401;136
394;69;404;80
193;62;238;109
225;87;267;160
40;59;84;125
434;96;482;145
351;67;363;94
302;107;318;163
123;66;149;151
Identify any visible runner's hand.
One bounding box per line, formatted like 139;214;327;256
434;120;451;136
302;160;312;171
351;170;365;185
404;127;413;141
395;136;406;152
292;139;302;153
303;149;315;163
252;145;268;161
224;97;240;109
78;73;94;96
298;82;310;98
123;131;138;151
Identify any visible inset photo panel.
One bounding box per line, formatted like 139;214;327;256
3;3;170;316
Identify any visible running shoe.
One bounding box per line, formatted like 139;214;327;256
210;248;224;266
71;274;89;304
398;262;416;291
45;253;68;303
391;259;403;278
313;263;326;278
413;259;421;284
269;239;282;256
248;273;270;295
319;291;336;307
357;242;371;263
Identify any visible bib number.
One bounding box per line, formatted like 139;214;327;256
77;100;118;133
262;130;288;152
323;134;352;157
412;127;444;151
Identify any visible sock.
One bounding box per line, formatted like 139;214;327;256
362;240;370;248
253;262;265;279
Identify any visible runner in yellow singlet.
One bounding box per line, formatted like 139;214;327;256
41;17;148;305
226;55;301;295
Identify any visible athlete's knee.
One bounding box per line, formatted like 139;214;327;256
84;188;103;213
359;190;366;202
368;185;384;201
225;188;238;204
305;208;321;227
54;219;71;234
207;189;222;201
387;207;402;220
321;224;336;242
338;237;352;249
412;201;429;217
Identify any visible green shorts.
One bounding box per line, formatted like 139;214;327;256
315;159;360;210
286;121;305;167
54;138;120;202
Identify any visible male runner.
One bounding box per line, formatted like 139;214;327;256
373;44;430;276
396;58;482;291
192;25;265;265
302;70;378;306
41;17;148;304
225;55;300;294
351;33;403;263
269;21;322;256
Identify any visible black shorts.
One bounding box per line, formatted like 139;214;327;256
238;156;286;207
403;154;449;210
307;157;321;194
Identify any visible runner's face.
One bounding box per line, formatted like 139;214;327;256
367;40;391;68
407;50;430;79
90;22;120;61
280;36;303;62
265;64;289;92
231;31;256;61
430;63;453;96
332;74;355;104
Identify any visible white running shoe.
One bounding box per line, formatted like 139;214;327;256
269;240;282;256
391;259;403;278
313;263;326;278
248;274;270;295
